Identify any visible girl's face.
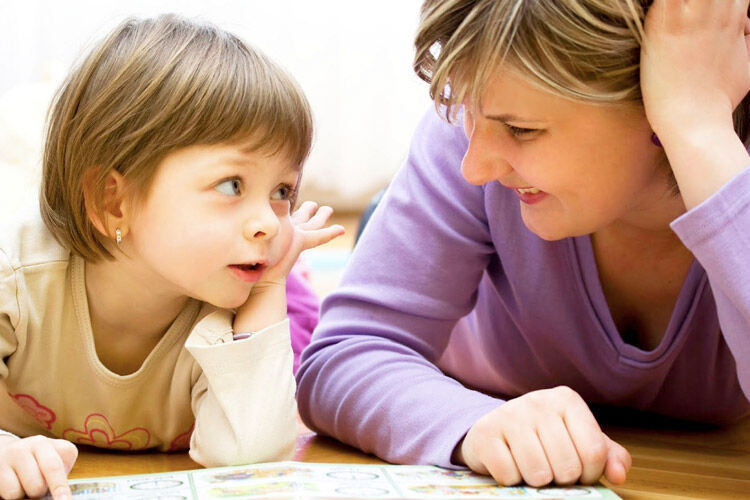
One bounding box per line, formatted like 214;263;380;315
461;67;680;240
123;144;297;309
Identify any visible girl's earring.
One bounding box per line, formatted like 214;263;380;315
650;132;662;147
115;228;122;245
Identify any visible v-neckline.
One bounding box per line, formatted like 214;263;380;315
569;234;707;364
69;254;201;381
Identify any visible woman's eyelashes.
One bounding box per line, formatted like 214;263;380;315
505;124;541;138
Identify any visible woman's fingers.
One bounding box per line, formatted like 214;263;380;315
537;417;583;485
481;437;522;486
563;401;608;484
603;434;632;485
505;426;552;487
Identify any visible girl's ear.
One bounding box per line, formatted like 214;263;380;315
82;169;131;240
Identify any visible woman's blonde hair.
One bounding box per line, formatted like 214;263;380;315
414;0;750;144
41;14;313;261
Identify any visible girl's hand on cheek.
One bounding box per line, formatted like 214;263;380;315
258;201;345;286
640;0;750;139
233;201;343;333
456;386;631;487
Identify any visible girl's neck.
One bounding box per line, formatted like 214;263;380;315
84;256;189;343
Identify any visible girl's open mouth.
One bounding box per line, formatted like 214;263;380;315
229;263;267;282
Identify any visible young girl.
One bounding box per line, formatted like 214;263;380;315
0;14;343;500
298;0;750;489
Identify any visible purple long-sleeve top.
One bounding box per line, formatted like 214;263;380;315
296;110;750;468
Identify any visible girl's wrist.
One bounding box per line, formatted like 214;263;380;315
233;282;287;334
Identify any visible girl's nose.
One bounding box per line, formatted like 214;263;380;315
243;205;280;241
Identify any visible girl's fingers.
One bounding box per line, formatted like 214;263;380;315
301;225;345;250
301;205;335;230
505;427;552;487
481;437;522;486
0;466;24;500
291;201;318;224
33;443;72;500
536;418;583;485
51;439;78;474
10;449;47;498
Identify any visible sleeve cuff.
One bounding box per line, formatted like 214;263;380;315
671;166;750;248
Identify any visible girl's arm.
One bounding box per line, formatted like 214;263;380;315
185;309;297;467
642;0;750;399
185;205;341;467
0;252;77;500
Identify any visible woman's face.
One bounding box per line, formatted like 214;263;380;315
461;66;680;240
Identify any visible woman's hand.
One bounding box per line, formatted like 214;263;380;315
0;435;78;499
456;386;631;487
233;201;344;333
640;0;750;209
641;0;750;139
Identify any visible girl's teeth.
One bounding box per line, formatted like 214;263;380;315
517;187;541;194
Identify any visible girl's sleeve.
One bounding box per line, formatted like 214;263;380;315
296;110;502;468
286;262;319;374
0;248;19;380
185;309;297;467
670;165;750;401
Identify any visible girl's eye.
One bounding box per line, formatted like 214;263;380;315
215;178;242;196
271;184;295;201
505;124;540;138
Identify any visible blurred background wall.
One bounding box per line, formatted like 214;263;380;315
0;0;432;212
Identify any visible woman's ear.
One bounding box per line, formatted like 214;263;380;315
82;168;131;240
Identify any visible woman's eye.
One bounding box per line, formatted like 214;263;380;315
215;178;241;196
271;184;294;201
505;124;540;138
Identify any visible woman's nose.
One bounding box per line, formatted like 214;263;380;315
460;121;513;186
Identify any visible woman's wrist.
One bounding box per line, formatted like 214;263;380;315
661;122;750;210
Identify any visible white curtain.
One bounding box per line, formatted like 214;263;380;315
0;0;433;211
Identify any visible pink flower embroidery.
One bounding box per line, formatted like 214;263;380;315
63;414;150;450
8;393;56;430
167;424;194;452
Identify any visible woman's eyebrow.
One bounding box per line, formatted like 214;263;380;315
482;112;538;123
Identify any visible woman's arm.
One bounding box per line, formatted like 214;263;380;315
641;0;750;209
643;0;750;399
296;110;500;467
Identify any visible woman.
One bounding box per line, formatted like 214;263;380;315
297;0;750;487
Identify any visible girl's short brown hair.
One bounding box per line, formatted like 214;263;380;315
41;14;313;261
414;0;750;144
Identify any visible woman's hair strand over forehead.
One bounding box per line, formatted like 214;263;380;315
413;0;749;146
